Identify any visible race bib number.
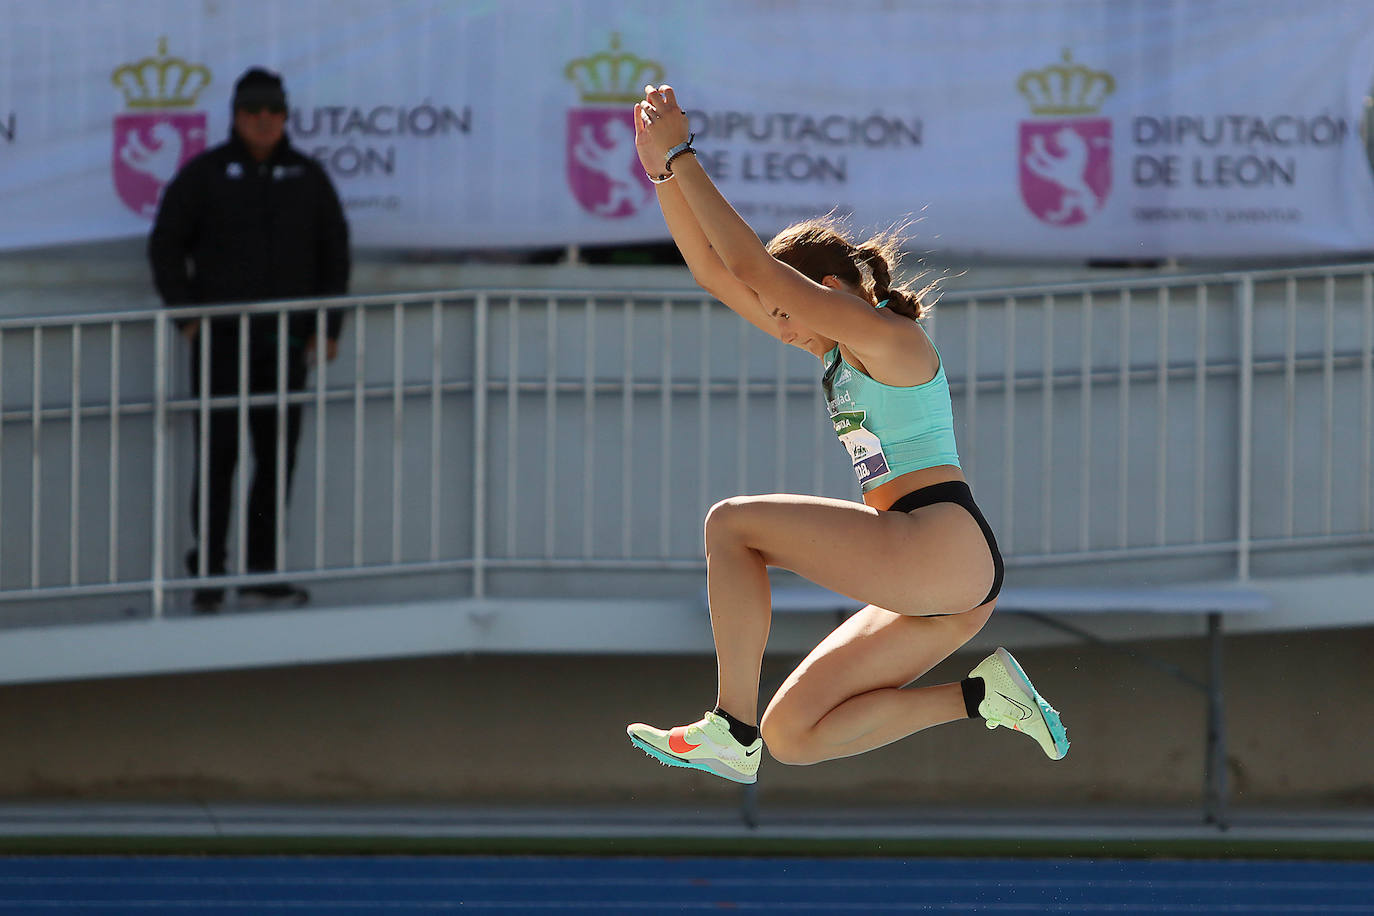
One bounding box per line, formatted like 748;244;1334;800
832;410;890;484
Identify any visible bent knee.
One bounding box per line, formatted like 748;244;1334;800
703;496;759;550
759;709;825;766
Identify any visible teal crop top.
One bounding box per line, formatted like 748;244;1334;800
820;306;961;492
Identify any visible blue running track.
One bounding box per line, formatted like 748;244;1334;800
0;856;1370;913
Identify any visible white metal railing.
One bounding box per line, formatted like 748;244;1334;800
0;262;1370;618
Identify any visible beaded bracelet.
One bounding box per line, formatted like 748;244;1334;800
664;134;696;173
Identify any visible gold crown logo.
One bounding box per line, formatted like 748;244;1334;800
564;33;664;105
1017;49;1115;116
111;37;211;109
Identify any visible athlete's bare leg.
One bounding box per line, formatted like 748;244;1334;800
703;493;995;727
760;600;994;764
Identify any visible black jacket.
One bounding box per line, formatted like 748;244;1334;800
148;130;350;345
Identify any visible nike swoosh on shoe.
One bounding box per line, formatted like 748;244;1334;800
667;726;701;755
997;692;1035;720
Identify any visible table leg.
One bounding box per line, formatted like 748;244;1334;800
1204;611;1230;830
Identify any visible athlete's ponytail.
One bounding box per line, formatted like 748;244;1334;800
766;216;939;320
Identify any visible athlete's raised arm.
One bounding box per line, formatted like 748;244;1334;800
634;98;781;342
637;85;893;356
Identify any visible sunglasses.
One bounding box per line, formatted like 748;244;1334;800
238;103;286;115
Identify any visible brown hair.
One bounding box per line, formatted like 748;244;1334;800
764;216;938;320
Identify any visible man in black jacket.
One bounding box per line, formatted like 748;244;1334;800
149;67;350;613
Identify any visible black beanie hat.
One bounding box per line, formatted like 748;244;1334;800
232;67;287;112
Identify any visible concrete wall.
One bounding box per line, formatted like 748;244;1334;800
1;625;1369;809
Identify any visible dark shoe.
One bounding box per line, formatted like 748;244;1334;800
238;582;310;606
192;587;225;615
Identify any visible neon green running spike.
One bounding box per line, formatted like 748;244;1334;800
969;647;1070;760
627;711;763;784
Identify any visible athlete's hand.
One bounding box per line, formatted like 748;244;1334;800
632;101;660;175
635;84;690;175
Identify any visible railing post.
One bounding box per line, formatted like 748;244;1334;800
151;311;169;619
30;326;43;589
275;310;288;573
472;293;488;598
392;302;405;565
1236;276;1254;581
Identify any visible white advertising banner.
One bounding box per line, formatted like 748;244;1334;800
2;0;1374;257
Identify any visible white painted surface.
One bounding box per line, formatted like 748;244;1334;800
0;571;1367;685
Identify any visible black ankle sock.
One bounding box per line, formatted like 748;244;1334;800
712;707;760;745
960;677;986;719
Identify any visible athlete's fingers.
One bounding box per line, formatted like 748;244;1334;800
649;84;676;115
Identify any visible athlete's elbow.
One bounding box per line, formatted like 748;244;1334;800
689;266;723;295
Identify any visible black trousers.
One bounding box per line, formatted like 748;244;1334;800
188;339;309;576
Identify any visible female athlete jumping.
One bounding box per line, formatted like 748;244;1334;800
626;85;1069;785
